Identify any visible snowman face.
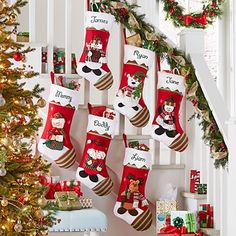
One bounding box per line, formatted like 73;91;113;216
164;104;174;113
51;118;65;129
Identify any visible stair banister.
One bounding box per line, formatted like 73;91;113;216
227;0;236;235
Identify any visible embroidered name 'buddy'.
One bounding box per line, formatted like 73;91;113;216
133;50;148;60
94;120;110;132
91;16;108;24
55;90;72;103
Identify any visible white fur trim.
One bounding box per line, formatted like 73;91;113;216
48;84;80;109
85;11;115;32
158;71;185;95
124;45;155;68
87;114;117;138
123;148;151;169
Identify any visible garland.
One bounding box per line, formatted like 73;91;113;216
161;0;224;28
92;0;228;168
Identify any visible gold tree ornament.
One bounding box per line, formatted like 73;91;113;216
1;197;9;207
36;97;46;108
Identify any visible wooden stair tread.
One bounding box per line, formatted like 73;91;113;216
181;192;207;199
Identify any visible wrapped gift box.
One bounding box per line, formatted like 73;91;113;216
55;191;81;211
197;184;207;195
156;200;177;233
171;211;188;228
198;204;214;228
190;170;200;193
17;32;29;42
79;197;93;209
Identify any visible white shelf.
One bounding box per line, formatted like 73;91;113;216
18;42;48;47
181;192;207;200
200;228;220;236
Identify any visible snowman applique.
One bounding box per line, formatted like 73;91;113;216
154;96;177;138
44;113;65;150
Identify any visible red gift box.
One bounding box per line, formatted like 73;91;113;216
190;170;200;193
198;204;214;228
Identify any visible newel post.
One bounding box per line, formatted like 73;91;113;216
178;29;207;192
227;0;236;234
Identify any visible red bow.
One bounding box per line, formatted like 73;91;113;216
184;14;207;26
61;181;83;197
160;225;187;236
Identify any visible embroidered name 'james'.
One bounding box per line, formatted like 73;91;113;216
94;120;110;132
55;91;72;103
131;153;146;163
166;76;179;85
133;50;148;60
91;16;108;24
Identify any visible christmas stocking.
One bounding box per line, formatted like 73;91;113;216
76;104;117;196
114;135;152;231
77;11;115;90
151;71;188;152
114;45;155;127
38;72;80;168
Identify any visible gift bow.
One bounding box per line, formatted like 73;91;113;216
184;14;207;26
60;192;77;205
160;225;187;236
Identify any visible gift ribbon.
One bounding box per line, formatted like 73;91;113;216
185;213;196;233
198;205;213;227
184;14;207;26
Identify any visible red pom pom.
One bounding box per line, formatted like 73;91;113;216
13;52;23;61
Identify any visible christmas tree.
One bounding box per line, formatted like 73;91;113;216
0;1;55;235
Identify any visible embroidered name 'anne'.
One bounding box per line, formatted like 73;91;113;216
166;76;179;85
133;50;148;60
94;120;110;132
131;153;146;163
55;90;72;103
91;16;108;24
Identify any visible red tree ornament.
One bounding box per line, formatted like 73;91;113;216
13;52;23;61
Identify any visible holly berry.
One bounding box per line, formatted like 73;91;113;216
211;1;217;7
169;8;175;14
13;52;23;61
210;11;216;17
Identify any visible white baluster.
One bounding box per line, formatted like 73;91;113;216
47;0;55;73
65;0;72;75
28;0;36;42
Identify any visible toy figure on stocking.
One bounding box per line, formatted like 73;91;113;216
76;104;117;196
114;135;152;231
77;11;115;90
38;72;80;169
151;71;188;152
